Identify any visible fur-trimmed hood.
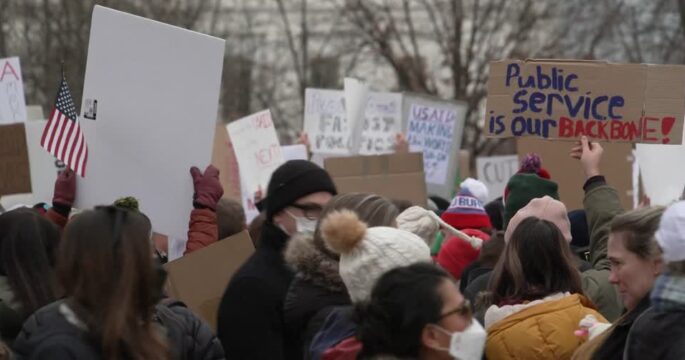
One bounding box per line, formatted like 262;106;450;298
284;232;346;293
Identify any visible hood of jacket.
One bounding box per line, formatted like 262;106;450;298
284;232;346;293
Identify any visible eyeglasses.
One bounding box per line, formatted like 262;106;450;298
289;203;324;220
439;299;472;320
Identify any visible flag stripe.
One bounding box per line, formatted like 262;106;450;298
41;109;58;146
57;120;73;160
67;127;81;168
49;115;66;155
43;110;61;151
75;134;86;176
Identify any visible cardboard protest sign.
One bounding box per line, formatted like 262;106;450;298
165;231;255;331
304;89;403;155
24;120;66;204
636;127;685;205
0;124;31;195
212;123;241;201
325;153;427;206
476;155;519;202
404;94;467;200
75;6;225;240
517;138;633;210
226;110;284;196
486;59;685;144
0;57;27;125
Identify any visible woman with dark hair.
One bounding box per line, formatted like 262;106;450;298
283;193;399;360
0;208;60;345
483;217;605;359
13;206;224;360
356;263;486;360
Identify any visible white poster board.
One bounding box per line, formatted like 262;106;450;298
305;88;402;156
226;110;284;196
476;155;519;202
25;120;66;204
0;57;27;125
281;144;308;161
404;94;467;199
304;89;349;155
359;92;403;155
75;6;225;240
636;126;685;206
344;78;369;155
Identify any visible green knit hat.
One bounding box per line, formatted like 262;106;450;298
503;173;559;229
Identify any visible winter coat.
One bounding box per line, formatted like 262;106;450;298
309;306;357;360
580;179;624;322
466;179;624;323
485;293;605;360
217;221;294;360
12;299;224;360
185;208;219;255
283;233;351;360
589;296;650;360
624;304;685;360
0;276;22;345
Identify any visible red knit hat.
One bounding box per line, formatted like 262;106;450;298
436;229;491;280
503;153;551;201
440;188;492;230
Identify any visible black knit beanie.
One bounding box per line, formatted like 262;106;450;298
265;160;337;220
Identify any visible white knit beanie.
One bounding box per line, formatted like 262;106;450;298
396;206;440;246
656;201;685;263
321;209;432;303
460;178;489;204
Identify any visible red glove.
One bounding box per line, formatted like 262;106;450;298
53;169;76;207
190;165;223;211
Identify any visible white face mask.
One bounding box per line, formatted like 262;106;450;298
434;319;487;360
285;210;318;235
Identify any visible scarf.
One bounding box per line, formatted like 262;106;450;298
651;272;685;312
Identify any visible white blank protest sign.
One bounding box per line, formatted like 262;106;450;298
636;126;685;205
0;57;27;125
75;6;225;239
476;155;519;202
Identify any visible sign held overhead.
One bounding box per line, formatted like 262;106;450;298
486;59;685;144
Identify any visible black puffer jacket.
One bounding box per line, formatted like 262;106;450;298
13;299;224;360
282;233;351;360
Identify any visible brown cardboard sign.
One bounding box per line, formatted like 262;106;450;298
486;59;685;144
164;230;254;331
0;123;31;196
211;123;242;201
517;137;633;210
325;152;427;206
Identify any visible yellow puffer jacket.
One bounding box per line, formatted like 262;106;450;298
485;293;606;360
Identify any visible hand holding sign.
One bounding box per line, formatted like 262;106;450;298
570;136;603;180
190;165;223;211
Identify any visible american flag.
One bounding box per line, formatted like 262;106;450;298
40;76;88;177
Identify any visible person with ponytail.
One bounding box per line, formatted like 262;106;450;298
13;206;224;360
0;208;60;345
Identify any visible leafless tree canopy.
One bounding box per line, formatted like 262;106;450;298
2;0;685;154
